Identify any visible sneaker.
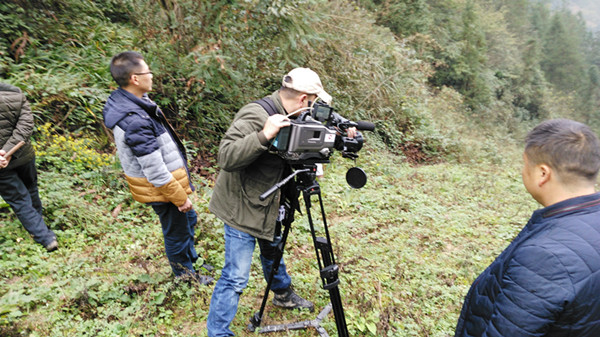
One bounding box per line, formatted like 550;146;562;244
44;239;58;252
272;287;314;312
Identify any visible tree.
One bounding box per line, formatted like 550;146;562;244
541;11;587;92
429;0;490;108
513;38;547;119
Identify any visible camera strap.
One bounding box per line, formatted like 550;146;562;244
253;97;278;117
253;97;301;215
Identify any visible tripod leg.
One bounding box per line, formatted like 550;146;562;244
249;205;294;330
315;237;350;337
301;185;350;337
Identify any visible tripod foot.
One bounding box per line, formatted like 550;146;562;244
248;311;262;331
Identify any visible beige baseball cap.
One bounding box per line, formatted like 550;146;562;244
282;68;332;104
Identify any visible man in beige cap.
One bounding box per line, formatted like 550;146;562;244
207;68;331;336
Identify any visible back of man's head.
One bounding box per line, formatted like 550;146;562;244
110;51;144;88
525;119;600;184
280;67;332;104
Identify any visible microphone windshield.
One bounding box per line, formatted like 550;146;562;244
355;121;375;131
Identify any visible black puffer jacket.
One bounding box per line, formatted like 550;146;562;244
0;82;35;170
455;193;600;337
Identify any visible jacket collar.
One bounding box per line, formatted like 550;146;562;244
0;82;21;93
529;192;600;223
103;88;160;129
270;90;286;114
116;87;157;113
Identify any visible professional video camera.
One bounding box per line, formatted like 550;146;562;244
270;102;375;162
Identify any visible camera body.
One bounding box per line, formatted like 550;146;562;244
271;102;370;163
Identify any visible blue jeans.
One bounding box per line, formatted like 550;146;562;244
151;203;198;276
0;158;56;247
206;224;292;337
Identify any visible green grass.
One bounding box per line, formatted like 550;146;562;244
0;139;537;336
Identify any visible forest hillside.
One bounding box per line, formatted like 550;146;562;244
1;0;599;336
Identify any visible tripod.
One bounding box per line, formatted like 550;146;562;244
247;164;349;337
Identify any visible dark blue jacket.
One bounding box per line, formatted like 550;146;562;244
455;193;600;337
103;88;193;206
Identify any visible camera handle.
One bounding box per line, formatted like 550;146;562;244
259;168;311;201
248;164;350;337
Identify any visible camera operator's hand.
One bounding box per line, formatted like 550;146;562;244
346;127;357;139
0;150;9;169
178;198;194;213
262;114;291;140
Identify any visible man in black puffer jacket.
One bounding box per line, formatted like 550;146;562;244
455;119;600;336
0;82;58;251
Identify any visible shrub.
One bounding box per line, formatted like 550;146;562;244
33;123;113;173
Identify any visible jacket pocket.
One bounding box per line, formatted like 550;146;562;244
241;173;276;208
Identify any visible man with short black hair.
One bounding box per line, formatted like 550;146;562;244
206;68;339;336
455;118;600;336
102;51;211;283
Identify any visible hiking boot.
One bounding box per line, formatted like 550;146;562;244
44;239;58;252
272;287;314;312
176;271;214;286
194;273;214;285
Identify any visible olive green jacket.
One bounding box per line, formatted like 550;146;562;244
0;83;35;170
209;91;287;241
